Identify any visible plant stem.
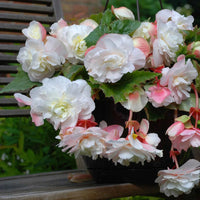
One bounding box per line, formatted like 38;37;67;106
136;0;140;21
159;0;163;9
104;0;109;12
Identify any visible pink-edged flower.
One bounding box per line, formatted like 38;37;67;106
155;159;200;197
146;84;174;107
156;9;194;30
58;126;108;159
160;55;198;104
84;33;146;83
99;121;124;140
106;119;162;166
172;127;200;152
121;87;148;112
111;6;135;20
50;18;68;37
153;21;184;67
22;21;46;41
17;36;67;82
14;76;95;130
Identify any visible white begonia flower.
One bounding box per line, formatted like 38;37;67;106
155;159;200;197
22;20;46;41
58;127;108;160
84;33;146;83
156;9;194;31
111;6;135;20
160;55;198;104
55;24;94;64
14;76;95;130
153;21;184;67
121;87;148;112
132;22;156;40
17;36;67;82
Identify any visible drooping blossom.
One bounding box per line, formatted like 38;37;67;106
84;33;146;83
146;84;174;107
111;6;135;20
153;21;184;67
160;55;198;104
155;159;200;197
58;126;108;159
121;87;148;112
106;119;162;166
187;41;200;59
17;37;67;82
54;24;94;64
50;18;68;37
14;76;95;130
156;9;194;31
22;21;47;41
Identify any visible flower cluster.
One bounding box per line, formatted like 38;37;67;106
5;4;200;198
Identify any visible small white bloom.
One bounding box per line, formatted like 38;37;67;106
14;76;95;130
156;9;194;30
56;24;94;64
160;55;198;104
17;37;67;82
155;159;200;197
84;33;145;83
50;18;68;37
153;21;184;67
80;19;98;29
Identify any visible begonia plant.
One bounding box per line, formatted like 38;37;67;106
2;0;200;197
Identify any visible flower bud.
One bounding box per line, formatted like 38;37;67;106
187;41;200;59
111;5;135;20
132;37;150;57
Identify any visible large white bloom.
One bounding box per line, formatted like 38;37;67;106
55;24;94;64
155;159;200;197
153;21;184;67
14;76;95;130
84;33;146;83
156;9;194;30
58;127;108;160
17;37;67;82
160;55;198;104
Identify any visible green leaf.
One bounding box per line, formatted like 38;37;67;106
62;63;85;80
0;68;41;94
175;115;190;123
89;12;103;24
85;25;110;47
100;71;159;103
101;9;115;26
110;20;141;34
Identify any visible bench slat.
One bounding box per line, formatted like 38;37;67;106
0;34;26;42
0;2;54;14
0;109;30;117
0;77;15;84
6;0;52;4
0;97;18;105
0;13;56;24
0;44;23;52
0;54;17;63
0;65;18;73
